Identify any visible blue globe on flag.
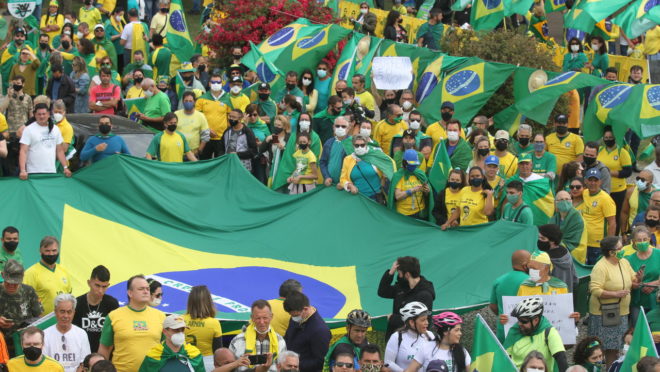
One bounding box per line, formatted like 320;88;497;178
169;10;186;32
645;0;660;12
647;86;660;111
445;70;481;97
267;27;296;47
545;71;575;86
483;0;501;9
416;72;439;102
298;31;326;50
256;62;276;83
598;85;632;109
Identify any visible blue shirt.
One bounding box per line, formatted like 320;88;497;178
80;134;132;163
51;78;61;100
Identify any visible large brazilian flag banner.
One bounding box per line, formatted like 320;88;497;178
5;155;539;325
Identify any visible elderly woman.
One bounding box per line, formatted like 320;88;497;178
624;226;660;325
589;236;641;366
338;134;395;203
549;190;588;264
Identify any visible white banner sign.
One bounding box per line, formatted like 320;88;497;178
502;294;577;345
372;57;413;90
8;0;37;19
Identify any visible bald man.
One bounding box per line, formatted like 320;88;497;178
213;348;249;372
489;250;530;342
549;190;588;264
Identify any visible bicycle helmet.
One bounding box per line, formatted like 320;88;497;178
432;312;463;329
346;309;371;328
400;301;430;321
510;297;544;319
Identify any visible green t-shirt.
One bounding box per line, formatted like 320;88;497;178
511;140;534;157
625;249;660;310
533;151;557;175
501;202;534;225
142;91;171;122
490;270;529;342
416;22;444;50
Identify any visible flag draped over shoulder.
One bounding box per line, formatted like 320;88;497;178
507;176;555;225
613;0;660;39
621;309;659;371
166;0;195;63
470;0;506;31
470;314;518;372
582;83;633;143
125;98;147;122
131;22;148;63
609;84;660;141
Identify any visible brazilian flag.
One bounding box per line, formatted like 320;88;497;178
609;84;660;142
613;0;660;38
470;0;505;31
275;24;351;76
427;140;453;192
166;0;195;63
470;314;518;372
331;32;382;92
241;19;316;70
582;83;633;143
506;175;555;225
125;97;147;122
504;0;535;16
621;310;659;370
249;40;285;95
563;1;597;32
580;0;631;25
544;0;567;13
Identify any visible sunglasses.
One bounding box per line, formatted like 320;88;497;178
336;363;354;368
569;185;583;190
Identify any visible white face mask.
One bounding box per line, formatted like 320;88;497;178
52;113;64;123
529;269;541;281
291;315;303;323
335;127;347;137
360;8;368;14
302;78;312;86
402;101;413;110
230;86;241;94
343;99;352;106
317;69;327;78
354;145;369;156
64;30;71;35
637;179;648;191
150;297;161;307
211;83;223;92
591;43;599;51
299;120;311;132
255;326;270;335
409;120;420;130
570;45;579;52
76;31;84;39
144;89;154;98
359;128;371;137
115;15;122;22
526;369;544;372
447;131;459;142
622;344;629;355
170;332;185;347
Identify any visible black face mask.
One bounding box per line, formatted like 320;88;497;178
167;124;177;132
41;253;59;265
556;125;568;135
441;111;452;121
383;98;396;105
604;139;616;148
228;119;239;127
273;127;283;134
161;8;169;13
331;108;342;116
647;219;659;228
477;148;490;157
537;239;551;252
286;83;296;91
233;54;242;60
15;39;23;46
39;42;48;50
134;76;143;84
298;143;308;150
197;64;206;72
84;0;92;4
13;84;23;91
495;141;508;151
23;346;42;362
61;40;70;49
258;93;269;101
4;241;18;252
470;178;483;187
448;181;461;190
519;137;530;146
403;142;414;150
336;90;343;96
183;75;193;82
99;124;111;134
584;156;596;166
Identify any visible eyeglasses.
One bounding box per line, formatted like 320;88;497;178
355;144;366;148
61;335;67;351
336;362;354;368
210;80;222;84
569;185;583;190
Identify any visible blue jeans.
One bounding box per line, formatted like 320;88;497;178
587;246;601;265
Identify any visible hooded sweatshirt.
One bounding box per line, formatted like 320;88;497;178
547;245;578;293
377;271;436;338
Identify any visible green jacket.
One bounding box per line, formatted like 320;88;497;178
313;109;343;144
445;138;472;172
92;37;118;68
139;342;205;372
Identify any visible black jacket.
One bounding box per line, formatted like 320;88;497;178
378;270;436;338
284;310;331;372
218;125;258;160
46;75;76;113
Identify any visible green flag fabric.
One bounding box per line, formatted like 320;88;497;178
563;1;597;33
274;24;351;76
505;0;536;16
470;314;518;372
613;0;660;39
165;0;195;63
249;40;286;93
621;309;659;371
471;0;506;31
608;84;660;141
332;32;382;92
241;19;316;70
580;0;630;25
506;176;555;225
582;83;632;143
428;140;453;192
451;0;472;11
544;0;567;14
125;97;147;122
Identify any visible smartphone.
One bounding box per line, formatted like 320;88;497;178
248;354;267;365
272;134;279;144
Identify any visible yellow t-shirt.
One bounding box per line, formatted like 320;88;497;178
545;132;584;175
395;175;425;216
373;119;407;155
517;283;569;296
175;109;209;151
292;149;317;185
57;119;74;145
0;112;8;133
183;315;223;356
227;94;251;113
444;188;462;220
150;13;168;37
494;151;518;179
100;306;166;372
424;122;466;148
267;298;290;337
597;147;632;193
7;355;64;372
79;7;102;29
40;14;65;43
126;86;145;99
196;94;229;140
159;131;189;162
355;91;376;111
589;258;636;315
23;263;73;316
459;187;489;226
582;189;616;247
487;175;503;207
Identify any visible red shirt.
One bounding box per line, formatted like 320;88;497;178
89;84;120;115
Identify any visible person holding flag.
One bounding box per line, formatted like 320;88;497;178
339;134;395;202
388;149;434;221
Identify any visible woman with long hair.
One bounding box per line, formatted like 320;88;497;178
556;161;583;193
385;302;434;372
469;136;490;170
282;94;302;133
70;56;90;113
569;177;586;210
184;285;223;372
441;166;494;229
299;69;318;114
434;169;466;226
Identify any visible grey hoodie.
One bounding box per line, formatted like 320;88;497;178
549;246;578;292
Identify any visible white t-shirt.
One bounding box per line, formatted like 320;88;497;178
385;330;435;372
43;324;91;372
645;161;660;188
120;21;143;49
19;123;63;174
413;342;472;372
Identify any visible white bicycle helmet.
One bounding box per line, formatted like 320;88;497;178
400;301;430;321
510;297;544;318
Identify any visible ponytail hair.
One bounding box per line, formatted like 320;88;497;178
33;103;53;133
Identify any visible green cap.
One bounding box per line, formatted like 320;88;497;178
518;152;532;163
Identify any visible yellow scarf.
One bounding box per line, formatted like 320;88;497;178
244;323;279;359
109;16;125;34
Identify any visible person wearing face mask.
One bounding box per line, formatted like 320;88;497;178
586;36;609;77
622;172;658;235
0;227;22;273
222;65;251;93
53;23;75;50
0;28;35;94
79;0;102;30
511;124;534;156
399;90;416;120
197;72;229;159
298;69;318;114
583;141;611;193
388;149;434;221
9;47;40;96
562;37;588;72
351;2;377;35
607;330;634;372
149;0;170;38
314;61;332;114
469;136;490;170
313;96;345;143
319;116;352;186
374;105;407;156
573;337;605;372
40;1;65;44
391;111;432;159
222;76;251;113
546;114;584;177
80;115;131;163
548;190;588;263
339;134;395;202
283;292;331;372
530;134;557;180
139;314;206;371
147;278;163;308
138;78;171;129
393;130;427;172
146;112;198;162
286;132;320;194
51;100;75;167
7;327;64;372
356;120;379;148
253;83;278;125
623;226;660;327
500;180;534;225
425;102;465;148
433;119;472;172
488;250;531;343
47;65;76;114
105;8;126;72
24;236;72;316
90;25;118;69
582;167;616;264
493;130;519;179
441;167;494;229
175;62;206;110
537;224;578;292
589;236;641;366
274;71;304;105
247;104;273;184
598;127;633;231
433;168;466;226
175;91;210;156
126;69;146;97
218;109;257;171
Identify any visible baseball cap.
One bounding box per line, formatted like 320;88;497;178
402;129;415;139
230;76;243;84
441;101;454;110
485;155;499;166
178;62;195;73
2;259;24;284
585;167;601;180
426;360;449;372
531;251;553;270
49;0;59;6
157;75;170;84
94;24;105;31
554;114;568;124
518;152;532;163
403;149;420;165
14;27;26;35
258;82;270;91
228;64;243;74
495;130;509;140
163;314;187;329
